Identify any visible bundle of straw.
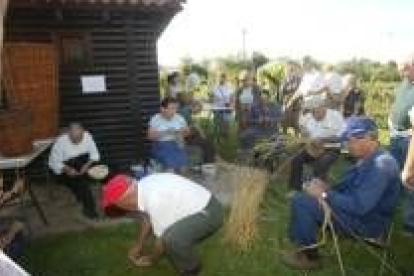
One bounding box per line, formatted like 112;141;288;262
223;165;268;249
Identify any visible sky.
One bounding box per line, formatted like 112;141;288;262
157;0;414;66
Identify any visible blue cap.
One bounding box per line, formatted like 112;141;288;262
340;116;378;141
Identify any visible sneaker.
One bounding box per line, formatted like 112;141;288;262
281;251;322;270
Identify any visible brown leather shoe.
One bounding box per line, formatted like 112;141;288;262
281;251;322;270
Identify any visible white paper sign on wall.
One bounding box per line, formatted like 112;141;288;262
81;75;107;93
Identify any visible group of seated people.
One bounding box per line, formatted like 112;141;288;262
1;64;408;275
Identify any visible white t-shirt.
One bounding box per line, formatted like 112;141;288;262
149;113;188;142
48;131;100;175
239;87;254;105
212;84;233;108
136;173;211;237
0;251;30;276
299;109;345;139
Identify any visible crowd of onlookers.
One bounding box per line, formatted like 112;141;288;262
152;55;414;272
2;54;414;275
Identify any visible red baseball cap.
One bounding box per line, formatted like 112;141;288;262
101;174;130;215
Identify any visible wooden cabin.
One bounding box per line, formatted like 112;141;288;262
2;0;183;168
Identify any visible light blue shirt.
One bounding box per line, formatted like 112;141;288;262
149;113;187;142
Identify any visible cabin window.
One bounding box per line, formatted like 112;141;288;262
58;32;91;65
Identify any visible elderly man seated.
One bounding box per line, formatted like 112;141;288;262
288;95;345;191
148;97;190;174
49;122;101;219
238;91;280;150
282;117;401;270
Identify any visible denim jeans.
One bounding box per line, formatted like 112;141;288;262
389;136;411;169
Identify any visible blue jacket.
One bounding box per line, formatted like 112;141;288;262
326;148;401;237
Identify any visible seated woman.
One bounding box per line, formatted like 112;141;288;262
48;122;100;219
148;97;190;174
238;91;280;150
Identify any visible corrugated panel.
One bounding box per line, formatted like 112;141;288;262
5;9;170;169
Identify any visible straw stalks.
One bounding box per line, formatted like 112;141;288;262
222;164;269;249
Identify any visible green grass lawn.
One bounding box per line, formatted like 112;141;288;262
19;125;414;276
20;162;414;276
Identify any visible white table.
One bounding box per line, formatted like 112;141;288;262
0;139;54;170
0;138;55;225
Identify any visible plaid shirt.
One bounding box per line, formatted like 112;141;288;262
245;102;280;128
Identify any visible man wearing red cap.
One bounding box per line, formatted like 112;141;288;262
101;173;222;276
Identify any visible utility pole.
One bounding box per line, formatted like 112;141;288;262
242;28;247;62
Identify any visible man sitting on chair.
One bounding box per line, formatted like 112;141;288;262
148;97;190;174
288;94;345;192
282;116;401;270
48;122;100;219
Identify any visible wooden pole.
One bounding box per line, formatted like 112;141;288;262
0;0;8;104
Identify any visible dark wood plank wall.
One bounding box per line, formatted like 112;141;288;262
5;8;172;170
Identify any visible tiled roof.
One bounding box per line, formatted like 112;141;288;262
10;0;184;8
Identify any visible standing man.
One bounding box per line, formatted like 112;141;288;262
288;95;345;192
48;122;100;219
166;72;182;99
235;70;262;130
238;91;280;150
324;71;344;111
342;73;365;118
101;173;222;276
389;55;414;236
210;73;235;135
282;117;400;270
148;97;190;174
402;106;414;186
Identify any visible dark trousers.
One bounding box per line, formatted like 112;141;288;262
162;196;222;276
186;128;216;163
56;174;97;218
289;148;340;191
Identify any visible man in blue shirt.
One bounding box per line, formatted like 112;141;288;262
282;116;401;270
238;91;280;150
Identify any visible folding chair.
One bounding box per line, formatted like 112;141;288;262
326;214;399;276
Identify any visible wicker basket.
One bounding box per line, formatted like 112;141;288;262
3;43;59;140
